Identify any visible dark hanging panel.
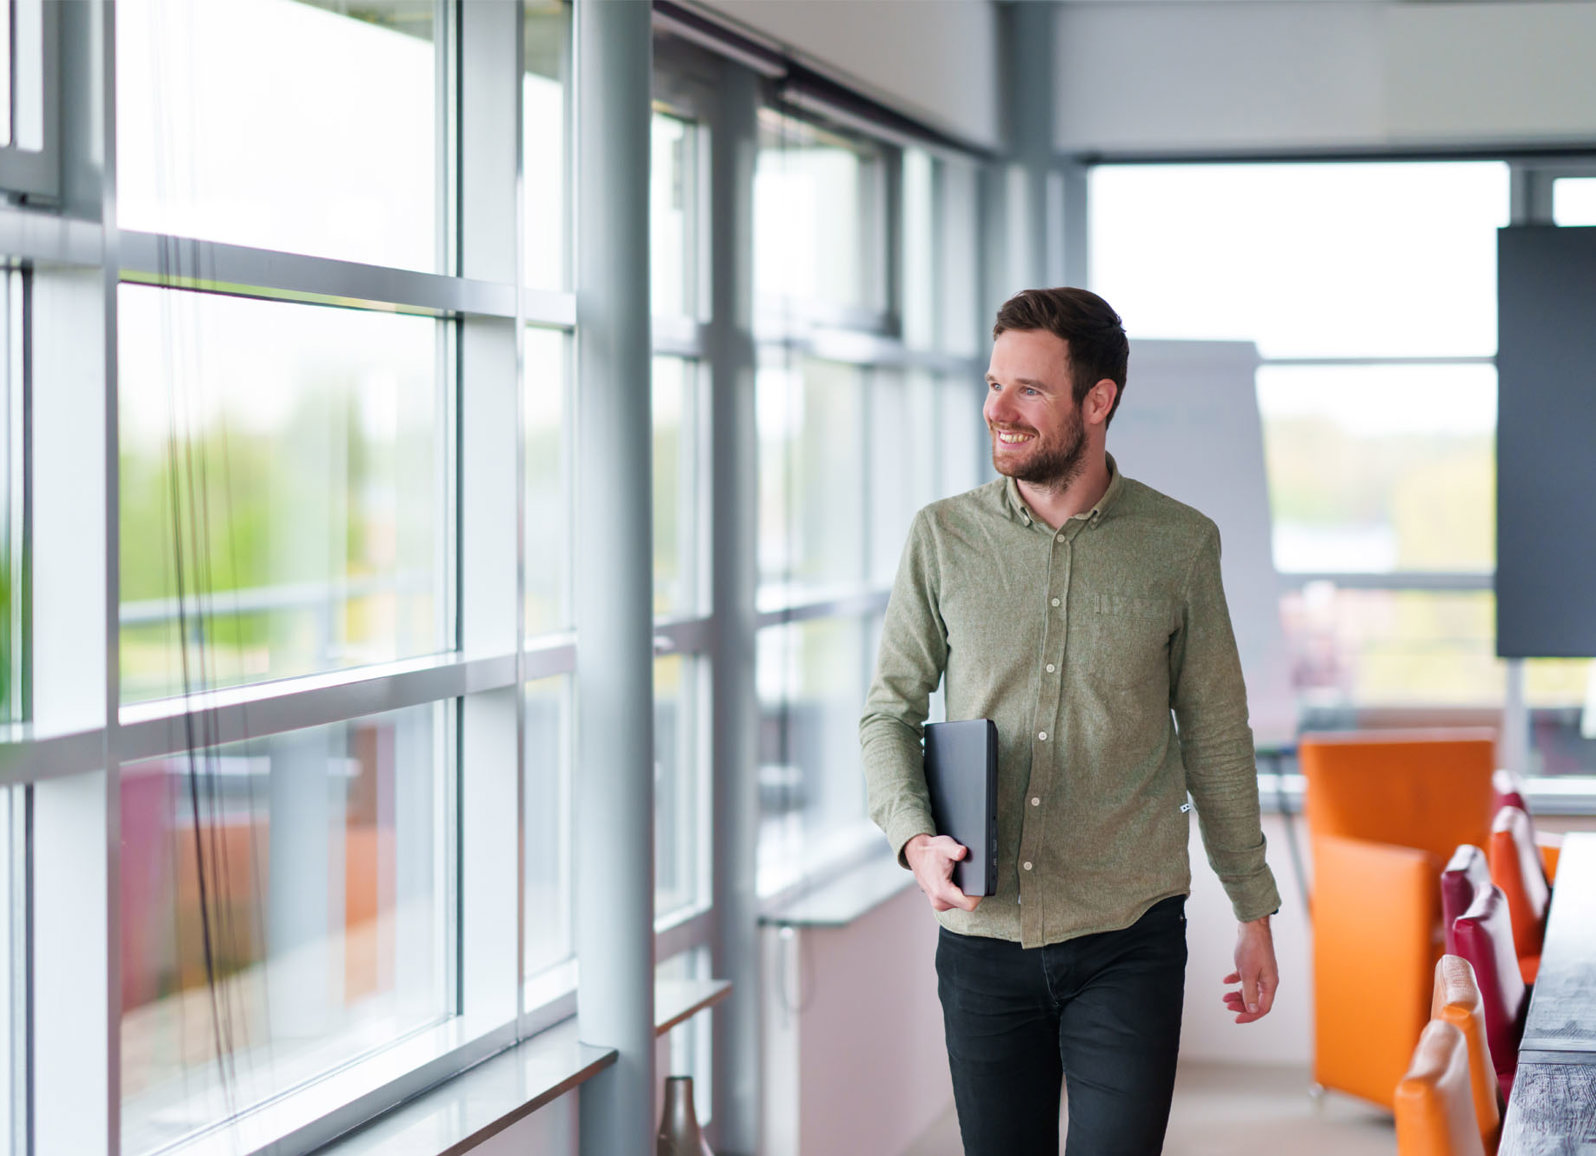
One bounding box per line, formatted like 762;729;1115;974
1496;225;1596;657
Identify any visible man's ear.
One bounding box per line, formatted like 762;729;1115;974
1084;378;1119;426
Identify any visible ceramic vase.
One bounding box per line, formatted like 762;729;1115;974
657;1074;714;1156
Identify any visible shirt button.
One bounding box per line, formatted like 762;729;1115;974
1046;663;1056;673
1038;731;1047;741
1023;861;1033;871
1051;597;1060;607
1056;533;1065;543
1031;797;1040;806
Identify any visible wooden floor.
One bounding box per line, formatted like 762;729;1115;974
904;1062;1398;1156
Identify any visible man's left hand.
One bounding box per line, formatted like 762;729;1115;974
1221;915;1278;1024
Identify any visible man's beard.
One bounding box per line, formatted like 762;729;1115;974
990;404;1087;491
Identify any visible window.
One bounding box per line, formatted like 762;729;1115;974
524;2;570;291
0;271;20;726
754;112;884;319
757;617;873;892
0;788;17;1154
1256;363;1495;574
526;326;572;636
119;704;453;1153
1092;160;1596;777
1553;177;1596;227
0;0;55;200
118;288;451;703
118;0;441;271
1091;162;1507;358
525;674;573;986
655;654;708;919
757;356;867;605
652;114;702;322
652;356;705;618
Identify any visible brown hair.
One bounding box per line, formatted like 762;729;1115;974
992;287;1129;424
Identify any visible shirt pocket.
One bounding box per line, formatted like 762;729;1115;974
1082;594;1175;690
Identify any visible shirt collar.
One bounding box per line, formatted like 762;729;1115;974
1003;454;1126;530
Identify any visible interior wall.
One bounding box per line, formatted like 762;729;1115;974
1055;1;1596;154
692;0;1002;150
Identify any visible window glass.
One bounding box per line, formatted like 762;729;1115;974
1526;658;1596;776
0;271;19;724
901;149;936;349
757;617;871;893
118;0;437;271
868;370;937;585
119;704;452;1154
0;788;12;1151
526;326;571;636
0;9;10;149
1256;363;1496;573
1553;177;1596;226
1284;587;1498;710
940;159;982;357
1090;163;1510;358
652;114;698;321
653;357;701;618
941;375;986;499
523;3;570;291
757;357;866;606
525;674;573;981
655;655;707;920
118;287;449;702
656;947;713;1123
754;112;880;316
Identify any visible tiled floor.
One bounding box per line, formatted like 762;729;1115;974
905;1062;1397;1156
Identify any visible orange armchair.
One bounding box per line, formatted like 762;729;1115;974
1301;731;1494;1110
1395;1020;1488;1156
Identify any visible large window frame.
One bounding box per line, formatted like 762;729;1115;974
0;3;1003;1153
1085;154;1596;786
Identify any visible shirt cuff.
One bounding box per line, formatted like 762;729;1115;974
886;810;938;869
1225;869;1284;924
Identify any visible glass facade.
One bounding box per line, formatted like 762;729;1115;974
119;705;452;1153
118;288;450;702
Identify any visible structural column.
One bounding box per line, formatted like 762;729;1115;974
707;56;761;1156
574;1;656;1154
998;0;1064;291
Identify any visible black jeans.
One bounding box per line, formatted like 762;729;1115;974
935;896;1188;1156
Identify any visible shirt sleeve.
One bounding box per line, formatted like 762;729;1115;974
860;507;948;866
1169;522;1283;922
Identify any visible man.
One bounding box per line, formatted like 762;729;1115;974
859;287;1281;1156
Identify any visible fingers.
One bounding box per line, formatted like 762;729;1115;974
1221;968;1278;1024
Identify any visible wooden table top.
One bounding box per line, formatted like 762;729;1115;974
1501;833;1596;1155
1521;833;1596;1059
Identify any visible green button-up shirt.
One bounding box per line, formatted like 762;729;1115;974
860;458;1282;948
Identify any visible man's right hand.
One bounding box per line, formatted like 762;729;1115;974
904;833;982;913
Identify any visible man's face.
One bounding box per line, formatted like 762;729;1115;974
983;328;1087;488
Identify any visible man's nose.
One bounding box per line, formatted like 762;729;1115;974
985;388;1015;424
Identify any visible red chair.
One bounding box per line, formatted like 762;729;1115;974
1450;883;1528;1100
1395;1020;1488;1156
1491;770;1562;881
1441;845;1490;957
1487;805;1549;983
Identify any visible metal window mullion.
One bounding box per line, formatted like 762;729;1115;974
457;0;522;1036
29;3;114;1151
117;229;544;321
